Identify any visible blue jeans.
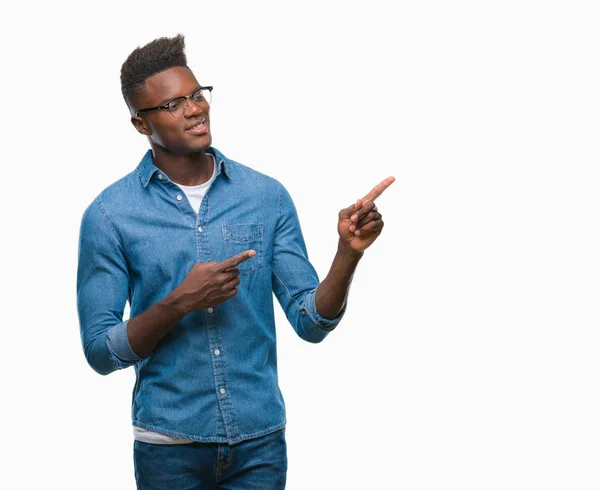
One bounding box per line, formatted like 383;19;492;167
133;430;287;489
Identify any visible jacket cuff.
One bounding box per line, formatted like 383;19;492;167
106;320;141;366
302;288;346;332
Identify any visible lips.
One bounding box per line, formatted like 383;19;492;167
185;117;208;135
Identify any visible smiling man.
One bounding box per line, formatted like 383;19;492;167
77;34;393;489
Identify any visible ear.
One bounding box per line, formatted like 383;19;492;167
131;116;152;136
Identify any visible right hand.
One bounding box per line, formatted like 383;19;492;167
174;250;256;313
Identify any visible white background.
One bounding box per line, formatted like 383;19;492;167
2;1;599;488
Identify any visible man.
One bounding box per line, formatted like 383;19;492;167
77;34;394;489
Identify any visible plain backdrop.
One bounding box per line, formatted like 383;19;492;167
2;1;599;489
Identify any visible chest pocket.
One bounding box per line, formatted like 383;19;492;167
221;224;264;275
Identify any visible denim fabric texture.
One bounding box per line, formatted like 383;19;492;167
77;147;344;444
134;429;287;489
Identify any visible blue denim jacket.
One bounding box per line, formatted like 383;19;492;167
77;147;343;444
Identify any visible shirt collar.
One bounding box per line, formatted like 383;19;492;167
136;147;232;188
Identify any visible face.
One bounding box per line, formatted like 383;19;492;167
131;66;212;154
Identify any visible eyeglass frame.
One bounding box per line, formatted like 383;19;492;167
135;86;213;117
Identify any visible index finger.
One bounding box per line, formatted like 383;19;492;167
219;250;256;271
361;176;396;203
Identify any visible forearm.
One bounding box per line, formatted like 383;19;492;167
126;290;190;358
126;254;250;357
315;240;363;320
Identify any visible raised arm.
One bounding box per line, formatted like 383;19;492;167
315;176;395;319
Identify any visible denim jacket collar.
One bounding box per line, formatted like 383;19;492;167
136;147;232;188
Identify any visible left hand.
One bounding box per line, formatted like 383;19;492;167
338;176;395;253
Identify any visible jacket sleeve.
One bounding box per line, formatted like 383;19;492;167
76;198;141;375
271;183;345;343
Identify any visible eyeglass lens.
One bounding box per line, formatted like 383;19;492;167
167;88;212;118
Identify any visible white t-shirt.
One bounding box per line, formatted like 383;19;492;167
133;153;217;445
176;154;218;214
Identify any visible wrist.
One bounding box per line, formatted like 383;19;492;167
337;239;364;262
161;288;192;317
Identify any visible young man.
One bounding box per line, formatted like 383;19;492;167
77;35;393;489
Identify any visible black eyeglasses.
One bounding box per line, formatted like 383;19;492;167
135;86;213;118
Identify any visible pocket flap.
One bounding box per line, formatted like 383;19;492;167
221;224;264;243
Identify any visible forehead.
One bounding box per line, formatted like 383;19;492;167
139;66;199;105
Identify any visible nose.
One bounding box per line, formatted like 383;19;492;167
185;98;203;117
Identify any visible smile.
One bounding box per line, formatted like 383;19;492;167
185;118;208;135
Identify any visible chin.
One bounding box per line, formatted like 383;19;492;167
185;134;212;153
198;134;212;150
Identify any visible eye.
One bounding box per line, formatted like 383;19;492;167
167;98;184;112
192;90;205;103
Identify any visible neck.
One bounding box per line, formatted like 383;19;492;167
151;145;213;186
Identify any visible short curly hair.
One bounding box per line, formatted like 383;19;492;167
120;34;188;109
